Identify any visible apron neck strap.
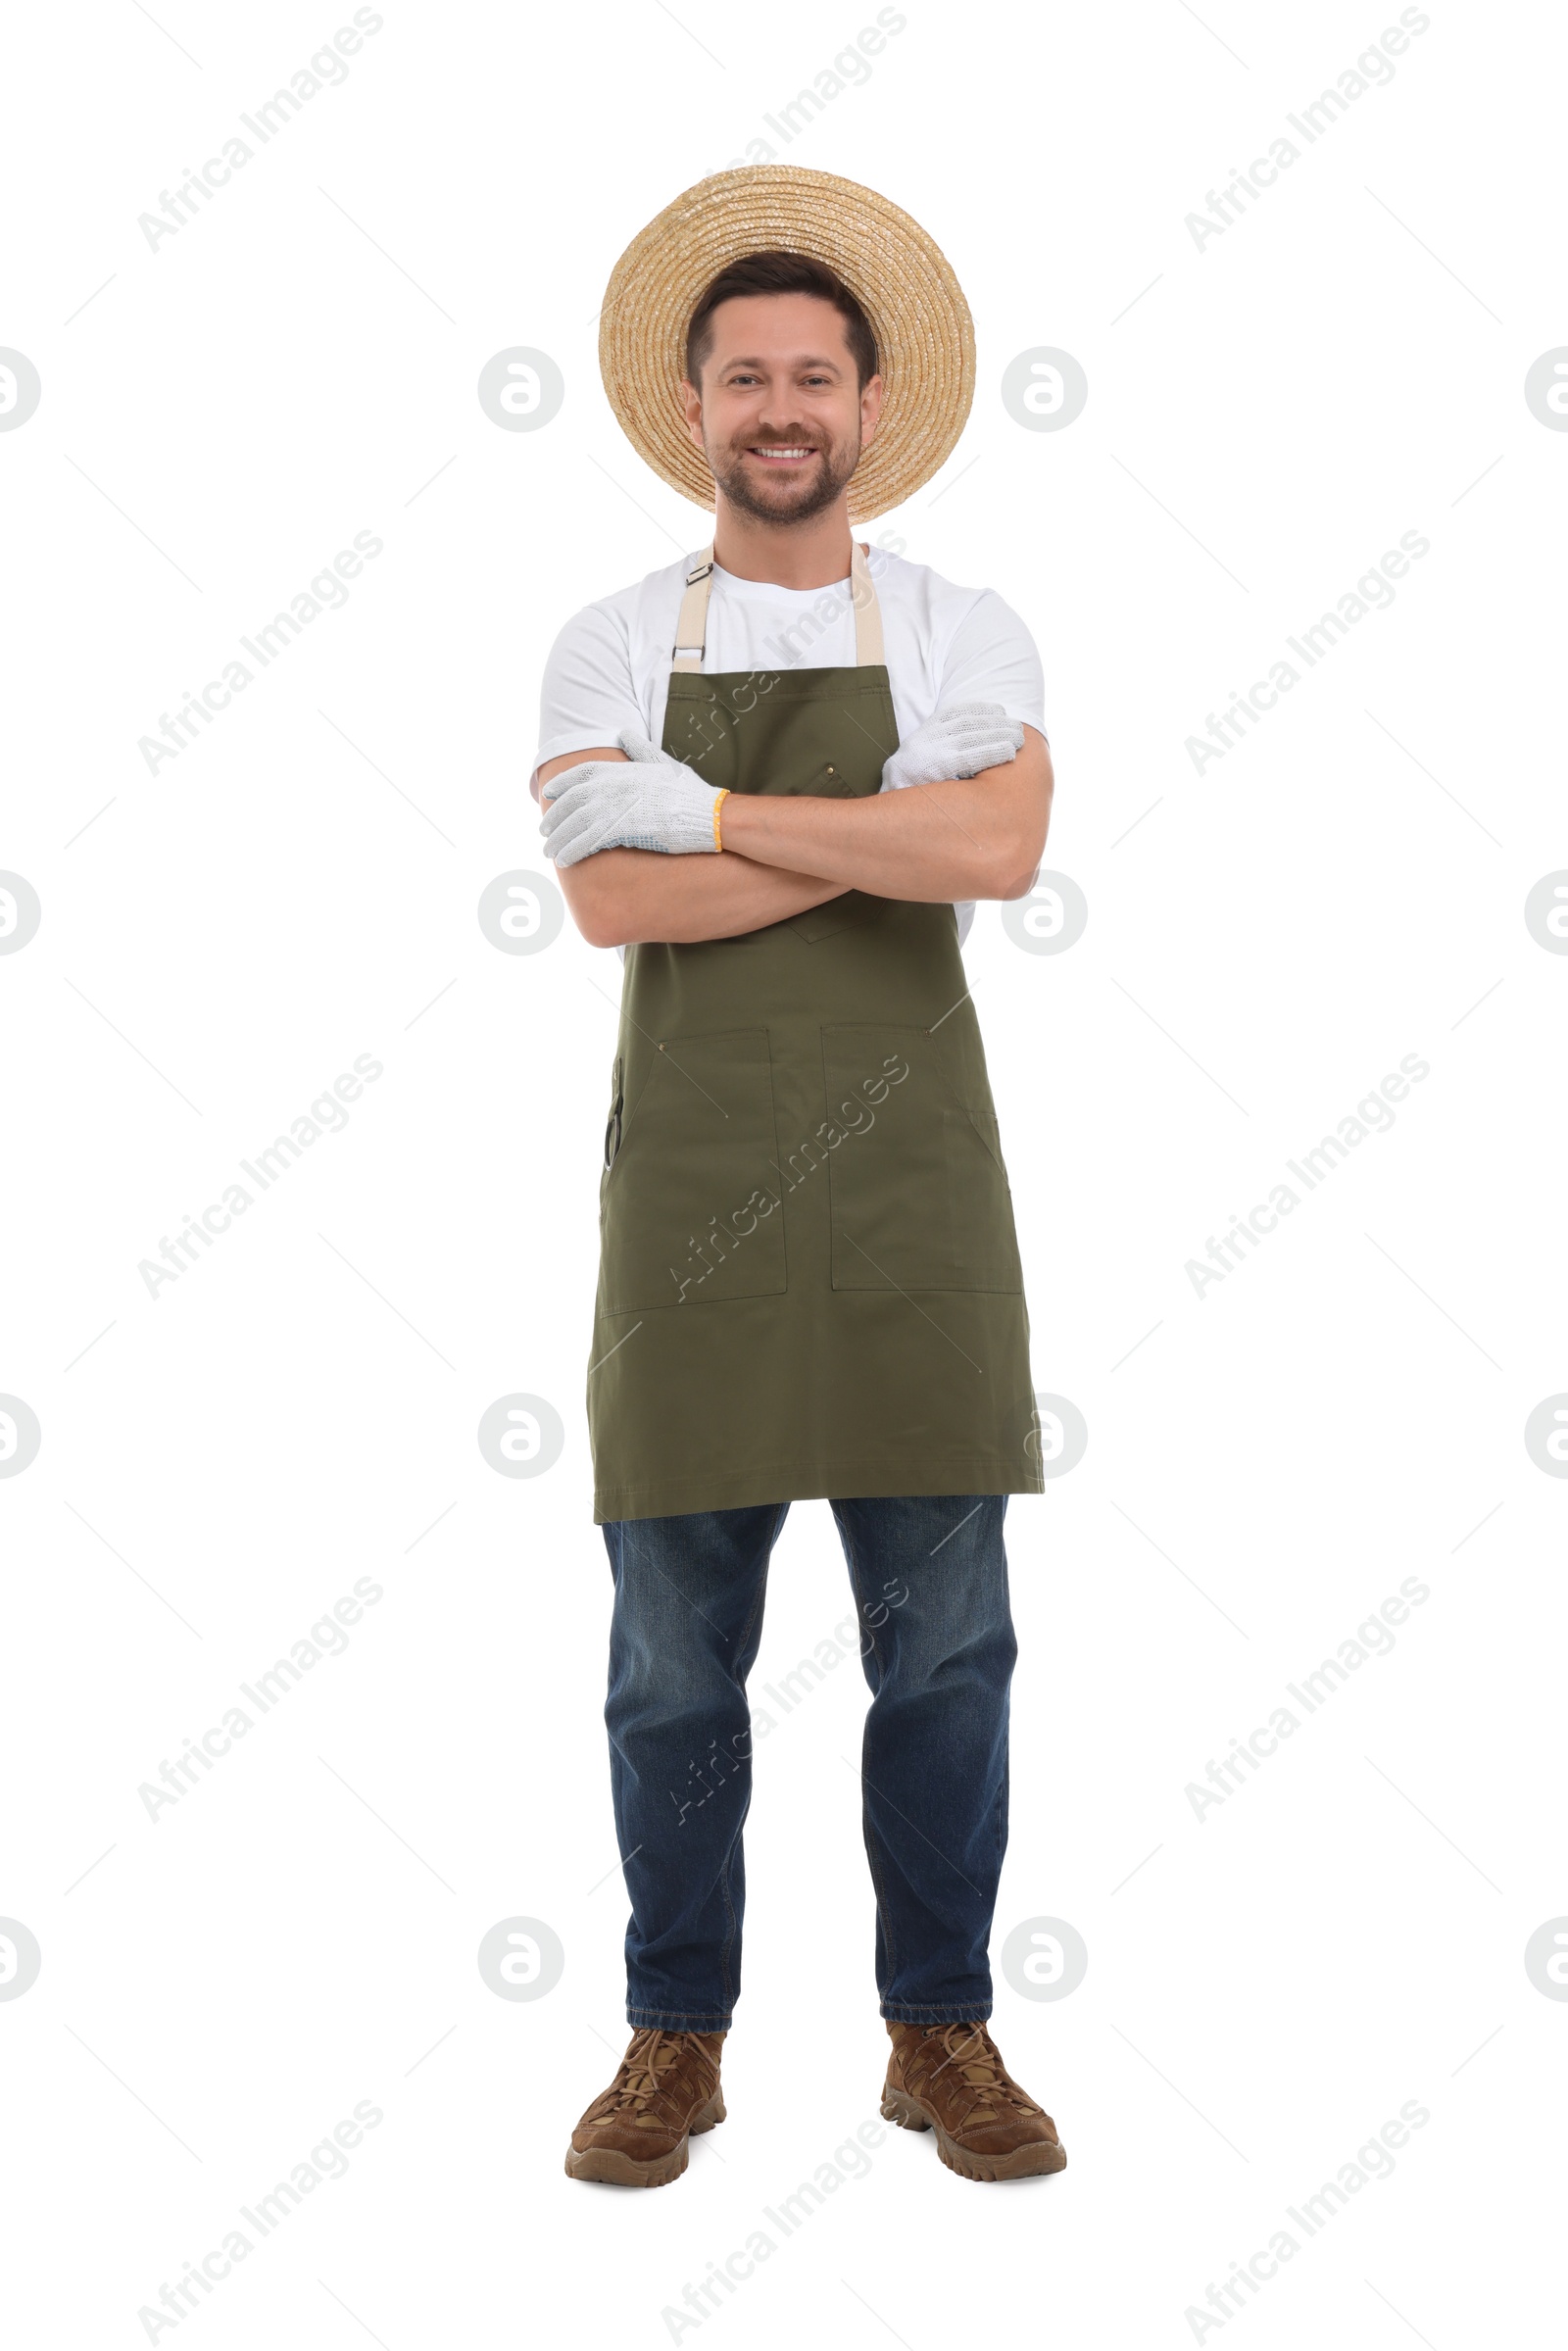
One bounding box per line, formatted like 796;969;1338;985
671;540;885;674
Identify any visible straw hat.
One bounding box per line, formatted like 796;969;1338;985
598;166;975;525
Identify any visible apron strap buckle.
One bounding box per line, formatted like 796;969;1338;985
670;539;885;676
672;544;717;673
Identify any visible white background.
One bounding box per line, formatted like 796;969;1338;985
3;1;1565;2344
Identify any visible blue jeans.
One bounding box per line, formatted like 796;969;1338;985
601;1495;1017;2031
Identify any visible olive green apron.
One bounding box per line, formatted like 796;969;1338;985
586;541;1041;1522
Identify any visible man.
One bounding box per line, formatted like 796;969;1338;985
532;168;1064;2187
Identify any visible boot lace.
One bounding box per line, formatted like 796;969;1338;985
595;2029;706;2119
924;2023;1040;2118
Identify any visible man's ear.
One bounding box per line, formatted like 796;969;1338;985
679;376;705;453
858;370;885;451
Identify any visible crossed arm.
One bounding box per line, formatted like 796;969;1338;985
534;725;1053;949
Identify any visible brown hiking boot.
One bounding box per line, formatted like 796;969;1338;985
882;2021;1066;2181
564;2027;726;2187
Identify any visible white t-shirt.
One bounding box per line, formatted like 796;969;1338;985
530;547;1047;946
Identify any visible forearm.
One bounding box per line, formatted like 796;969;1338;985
560;844;848;948
718;731;1053;902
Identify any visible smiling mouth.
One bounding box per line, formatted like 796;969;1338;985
746;444;820;463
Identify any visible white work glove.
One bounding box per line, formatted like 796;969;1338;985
881;702;1025;793
540;731;725;865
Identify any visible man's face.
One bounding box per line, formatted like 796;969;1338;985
681;292;883;526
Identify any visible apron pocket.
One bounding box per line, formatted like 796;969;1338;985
820;1023;1023;1294
598;1028;787;1314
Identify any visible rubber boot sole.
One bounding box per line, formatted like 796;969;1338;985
881;2086;1067;2181
564;2091;725;2187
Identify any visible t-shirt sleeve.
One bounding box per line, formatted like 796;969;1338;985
938;590;1048;743
529;601;645;799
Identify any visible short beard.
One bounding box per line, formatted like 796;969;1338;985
707;430;860;526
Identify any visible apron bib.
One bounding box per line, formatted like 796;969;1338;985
586;542;1040;1521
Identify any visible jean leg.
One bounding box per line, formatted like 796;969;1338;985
829;1494;1017;2022
603;1503;787;2030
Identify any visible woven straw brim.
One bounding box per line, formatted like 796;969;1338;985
598;166;974;525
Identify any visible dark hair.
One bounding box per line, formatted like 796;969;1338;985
685;251;879;391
